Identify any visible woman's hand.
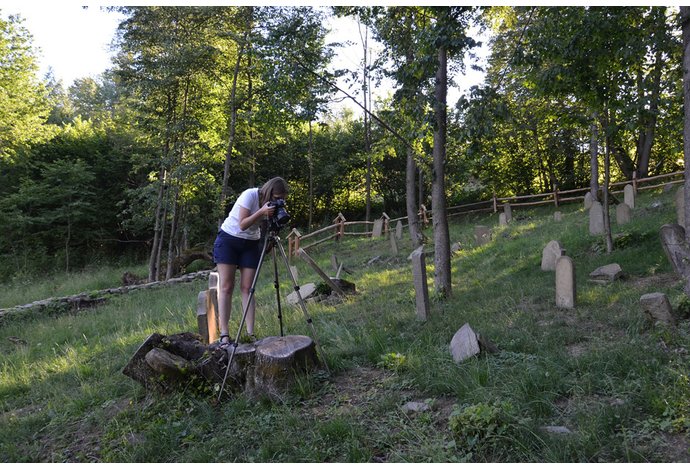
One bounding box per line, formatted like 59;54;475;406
261;202;276;218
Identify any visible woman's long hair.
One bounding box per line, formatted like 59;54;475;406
259;177;289;206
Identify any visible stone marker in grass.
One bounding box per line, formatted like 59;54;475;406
555;256;576;309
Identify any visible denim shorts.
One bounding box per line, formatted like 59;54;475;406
213;230;262;268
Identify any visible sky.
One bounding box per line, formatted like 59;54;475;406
0;4;488;115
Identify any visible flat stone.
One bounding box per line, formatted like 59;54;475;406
589;263;622;284
402;401;431;413
541;426;572;434
286;283;317;305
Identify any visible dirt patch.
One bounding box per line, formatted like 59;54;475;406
628;272;681;290
660;432;690;463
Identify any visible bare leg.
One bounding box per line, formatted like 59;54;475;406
217;263;237;341
239;266;257;335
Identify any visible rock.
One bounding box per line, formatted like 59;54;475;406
541;240;564;271
541;426;572;435
451;242;462;254
402;401;431;413
640;292;676;326
145;348;192;380
450;323;496;363
286;283;318;305
589;263;623;284
474;226;491;246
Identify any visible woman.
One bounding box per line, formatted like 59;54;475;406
213;177;289;347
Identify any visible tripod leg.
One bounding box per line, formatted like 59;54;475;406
272;245;285;337
274;239;330;374
217;234;271;401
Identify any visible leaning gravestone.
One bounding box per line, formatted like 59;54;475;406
616;203;632;225
589;263;623;284
639;292;676;326
474;226;491;246
584;192;593;210
555;256;576;309
286;282;318;305
660;224;690;279
624;184;635;209
372;219;384;238
395;220;403;240
676;187;685;227
390;232;399;255
589;201;604;235
411;248;430;320
449;323;498;364
554;211;563;222
499;213;507;227
541;240;564;271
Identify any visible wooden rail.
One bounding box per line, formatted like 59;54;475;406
284;170;684;259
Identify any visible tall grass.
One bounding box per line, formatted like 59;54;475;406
1;188;689;462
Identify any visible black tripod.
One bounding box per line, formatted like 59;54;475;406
217;230;329;400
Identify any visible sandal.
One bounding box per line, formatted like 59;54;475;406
218;333;233;349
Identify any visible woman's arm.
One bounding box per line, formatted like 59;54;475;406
238;203;275;231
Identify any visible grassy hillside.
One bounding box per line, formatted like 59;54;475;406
1;188;689;462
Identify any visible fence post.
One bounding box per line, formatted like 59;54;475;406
554;185;559;207
333;213;346;241
287;228;301;260
493;192;498;213
632;170;638;193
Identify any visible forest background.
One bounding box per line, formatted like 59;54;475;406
0;6;683;289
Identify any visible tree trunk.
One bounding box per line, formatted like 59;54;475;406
165;189;180;280
360;21;371;223
682;6;690;243
590;112;599;202
308;120;314;231
406;146;423;248
603;111;614;254
148;168;166;282
155;185;170;281
219;38;246;228
432;44;451;297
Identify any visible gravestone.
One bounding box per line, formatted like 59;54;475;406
449;323;498;364
640;292;676;326
289;265;299;283
504;203;512;223
660;224;690;279
390;231;399;255
474;225;491;246
196;289;219;344
589;201;604;235
584;192;593;210
616;203;632;225
555;256;576;309
589;263;623;284
554;211;563;222
286;283;318;306
624;184;635;209
541;240;564;271
372;219;384;238
663;182;675;193
499;213;507;227
395;220;403;240
676;187;685;227
411;248;430;320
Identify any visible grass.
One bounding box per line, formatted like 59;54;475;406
1;188;689;462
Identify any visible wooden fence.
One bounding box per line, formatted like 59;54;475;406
286;170;685;259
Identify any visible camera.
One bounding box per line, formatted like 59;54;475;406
268;198;290;232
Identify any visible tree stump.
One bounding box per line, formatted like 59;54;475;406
122;332;322;401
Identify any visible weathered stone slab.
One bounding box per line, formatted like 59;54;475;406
616;203;631;225
208;272;219;289
402;401;431;414
541;240;564;272
499;213;507;227
396;220;403;240
504;203;512;223
584;192;593;210
589;201;604;235
390;231;399;255
411;248;430;320
474;225;491;246
589;263;623;284
145;348;192;380
554;211;563;222
541;426;572;435
660;223;690;279
122;333;166;391
450;323;480;363
640;292;676;326
372;219;384;238
624;184;635;209
555;256;576;309
286;283;318;305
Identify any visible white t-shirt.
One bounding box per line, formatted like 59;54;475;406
220;188;262;240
